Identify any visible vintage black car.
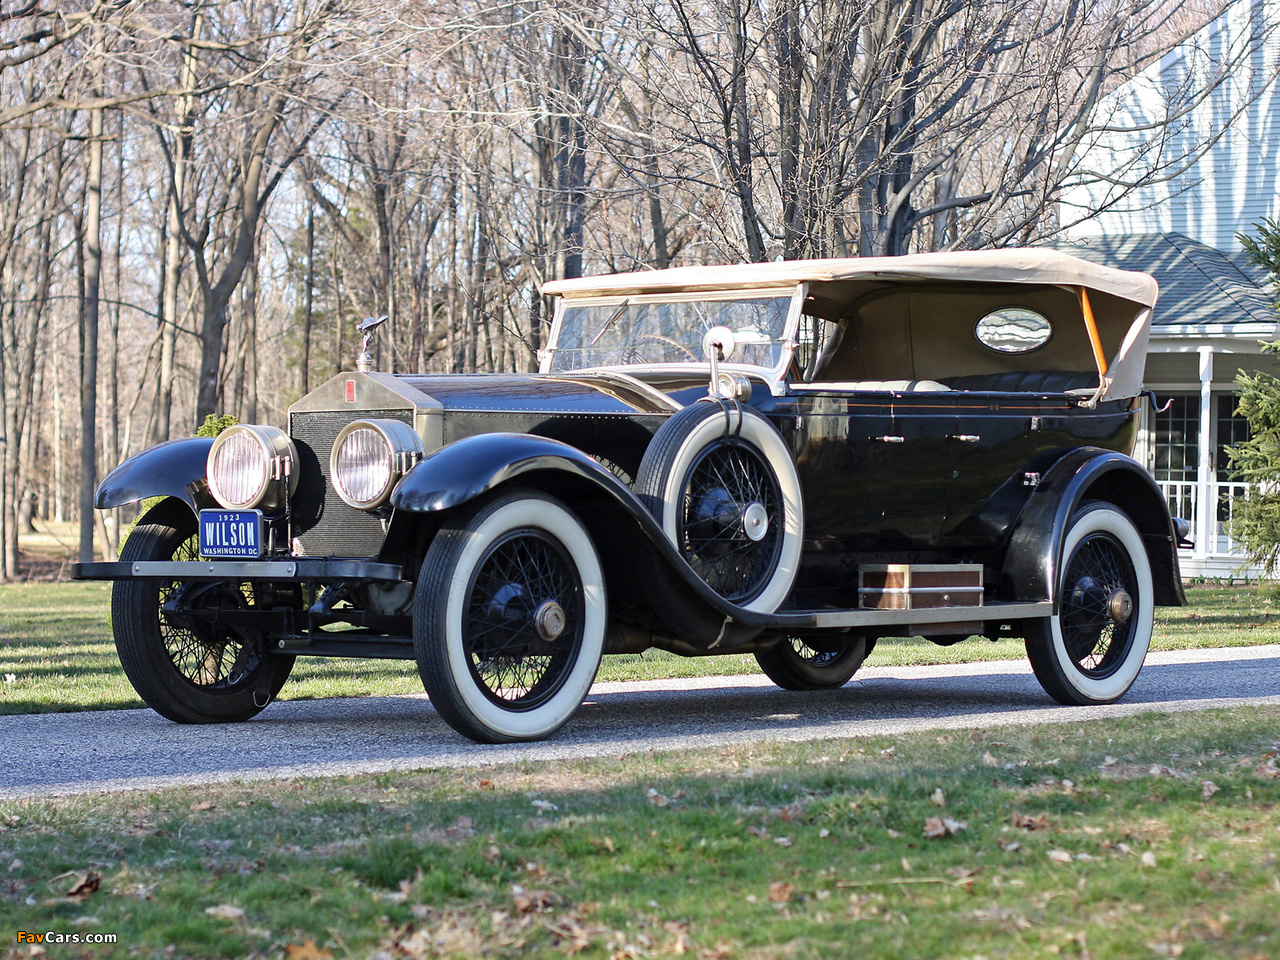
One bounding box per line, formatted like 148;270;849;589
75;249;1186;743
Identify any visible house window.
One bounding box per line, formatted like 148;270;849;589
1216;393;1250;482
1152;394;1198;482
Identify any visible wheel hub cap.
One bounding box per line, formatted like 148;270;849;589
741;502;769;542
1109;589;1133;622
534;600;567;641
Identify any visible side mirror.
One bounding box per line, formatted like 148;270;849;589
702;325;737;362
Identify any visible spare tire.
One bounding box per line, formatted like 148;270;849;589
635;400;803;614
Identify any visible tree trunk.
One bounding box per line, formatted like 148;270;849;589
78;106;104;564
154;11;201;444
300;199;313;394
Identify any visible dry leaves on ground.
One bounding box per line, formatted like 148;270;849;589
923;817;966;839
284;941;333;960
767;882;794;903
62;871;100;901
1011;812;1051;831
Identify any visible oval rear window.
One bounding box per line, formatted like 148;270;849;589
975;308;1052;354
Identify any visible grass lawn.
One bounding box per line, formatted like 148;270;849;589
0;583;1277;715
1;706;1277;958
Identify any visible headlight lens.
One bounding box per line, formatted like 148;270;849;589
207;425;298;511
331;419;423;509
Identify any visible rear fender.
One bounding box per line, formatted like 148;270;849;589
1002;447;1185;607
94;437;214;515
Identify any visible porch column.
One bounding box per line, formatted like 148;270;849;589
1196;345;1214;559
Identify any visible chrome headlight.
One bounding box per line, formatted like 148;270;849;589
207;425;299;511
330;419;424;509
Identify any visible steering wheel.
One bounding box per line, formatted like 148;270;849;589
630;333;697;361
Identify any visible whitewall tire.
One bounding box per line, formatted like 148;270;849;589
635;401;803;613
1025;502;1154;705
413;490;606;743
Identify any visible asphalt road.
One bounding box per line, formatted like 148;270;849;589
3;645;1278;800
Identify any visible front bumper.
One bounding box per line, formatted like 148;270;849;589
71;560;405;582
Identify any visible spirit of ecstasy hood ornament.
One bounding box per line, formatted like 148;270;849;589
355;315;388;372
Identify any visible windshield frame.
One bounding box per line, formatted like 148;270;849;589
540;283;807;394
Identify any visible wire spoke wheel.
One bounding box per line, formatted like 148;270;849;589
1059;531;1138;676
1026;502;1154;705
463;530;584;709
154;532;266;689
636;402;804;618
415;491;606;743
678;440;783;602
755;633;872;690
112;498;293;723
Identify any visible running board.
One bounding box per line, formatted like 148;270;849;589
769;601;1052;630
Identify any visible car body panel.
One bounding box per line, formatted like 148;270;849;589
94;437;214;513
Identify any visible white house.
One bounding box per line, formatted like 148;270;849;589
1061;1;1280;578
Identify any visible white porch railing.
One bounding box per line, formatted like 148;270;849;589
1157;479;1253;560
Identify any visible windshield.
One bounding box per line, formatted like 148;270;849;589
547;295;793;373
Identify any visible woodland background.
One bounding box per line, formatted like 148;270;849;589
0;0;1265;572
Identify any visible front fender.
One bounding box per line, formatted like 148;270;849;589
95;437;214;513
389;432;792;646
1002;447;1185;607
390;432;639;513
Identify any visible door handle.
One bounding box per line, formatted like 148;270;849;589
873;436;905;443
947;434;981;443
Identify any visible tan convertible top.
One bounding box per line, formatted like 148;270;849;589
543;250;1158;403
541;249;1159;306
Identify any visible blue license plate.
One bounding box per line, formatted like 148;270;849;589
199;510;265;559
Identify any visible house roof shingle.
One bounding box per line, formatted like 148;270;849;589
1043;233;1276;331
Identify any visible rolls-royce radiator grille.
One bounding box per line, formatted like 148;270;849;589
289;409;414;557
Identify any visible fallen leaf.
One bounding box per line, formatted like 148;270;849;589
204;904;245;920
930;788;946;806
982;752;999;767
767;882;794;903
774;836;792;848
1255;758;1278;780
647;788;670;808
923;817;947;839
1202;912;1230;938
817;828;830;839
190;801;213;812
511;884;555;913
284;940;333;960
65;872;100;901
999;839;1021;852
1201;780;1221;800
1141;851;1158;868
1100;755;1119;768
1047;850;1073;864
478;778;494;790
1012;812;1050;831
531;799;558;812
943;817;967;835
